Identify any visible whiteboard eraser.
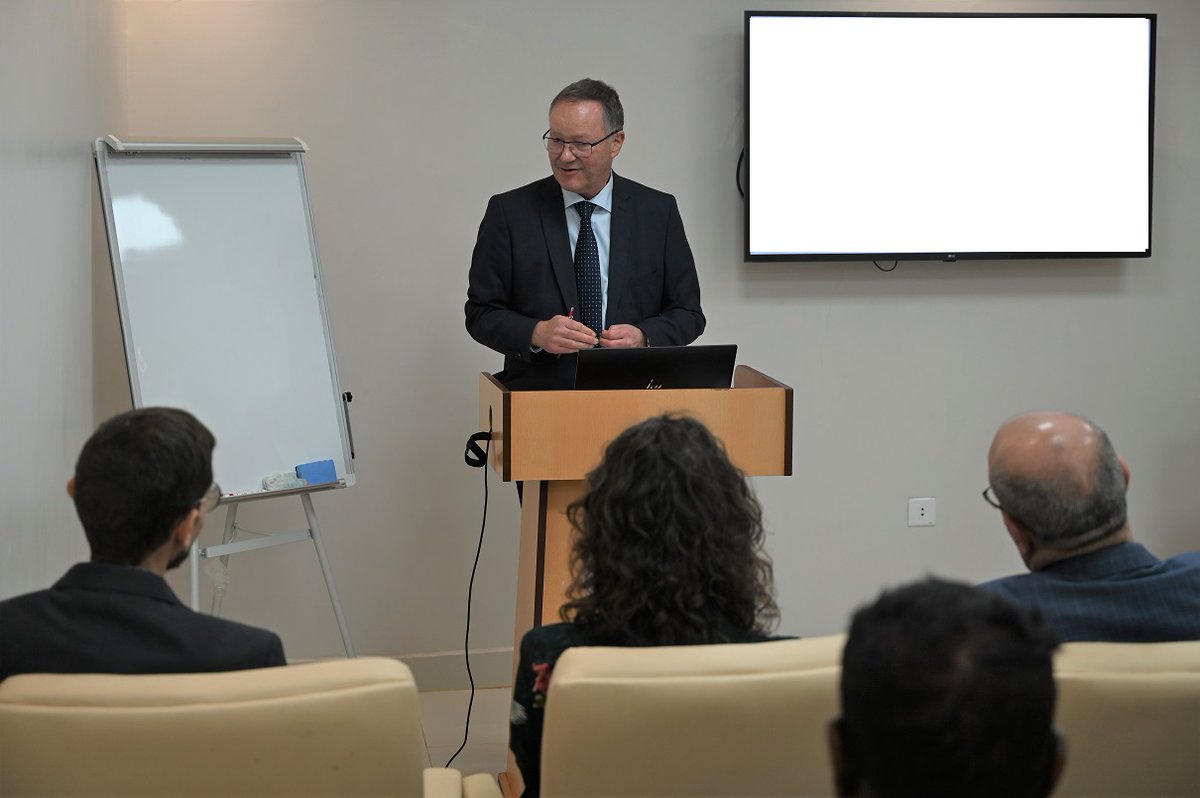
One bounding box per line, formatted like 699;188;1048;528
296;459;337;485
263;472;308;491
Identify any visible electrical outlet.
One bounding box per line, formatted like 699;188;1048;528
908;497;936;527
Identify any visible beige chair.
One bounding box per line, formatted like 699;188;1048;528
538;635;844;797
536;633;1200;798
0;657;502;798
1053;640;1200;798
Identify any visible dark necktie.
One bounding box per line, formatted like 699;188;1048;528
573;200;602;336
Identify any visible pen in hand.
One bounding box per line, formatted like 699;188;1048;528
558;307;576;359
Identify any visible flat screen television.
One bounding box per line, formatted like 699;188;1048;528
745;12;1156;262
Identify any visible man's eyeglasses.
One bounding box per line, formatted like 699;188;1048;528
983;485;1035;533
982;486;1002;510
542;128;621;158
196;482;222;513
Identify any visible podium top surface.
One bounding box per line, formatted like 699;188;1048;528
478;365;792;481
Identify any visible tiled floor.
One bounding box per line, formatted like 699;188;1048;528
419;686;511;780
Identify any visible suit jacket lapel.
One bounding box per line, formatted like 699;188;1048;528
539;177;577;312
607;172;632;322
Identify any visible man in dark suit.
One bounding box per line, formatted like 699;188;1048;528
0;407;285;682
979;411;1200;642
466;78;705;390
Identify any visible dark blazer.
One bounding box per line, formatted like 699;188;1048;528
980;542;1200;642
466;173;705;390
0;562;285;682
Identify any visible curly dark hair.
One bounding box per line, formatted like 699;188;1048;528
560;414;778;644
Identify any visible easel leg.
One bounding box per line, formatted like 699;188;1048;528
210;503;239;617
189;538;200;610
302;493;356;657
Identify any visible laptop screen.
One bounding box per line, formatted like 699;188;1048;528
573;345;737;390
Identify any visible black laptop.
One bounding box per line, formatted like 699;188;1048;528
573;344;737;390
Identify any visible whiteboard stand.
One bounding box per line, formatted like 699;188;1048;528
188;488;356;658
94;136;359;660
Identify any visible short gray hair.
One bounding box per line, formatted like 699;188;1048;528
991;426;1127;550
551;78;624;133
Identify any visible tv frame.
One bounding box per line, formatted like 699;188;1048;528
743;10;1157;263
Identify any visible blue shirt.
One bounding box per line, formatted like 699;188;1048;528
980;542;1200;642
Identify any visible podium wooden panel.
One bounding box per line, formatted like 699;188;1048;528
479;365;792;796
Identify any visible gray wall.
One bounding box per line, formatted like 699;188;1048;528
4;1;1198;683
0;1;124;597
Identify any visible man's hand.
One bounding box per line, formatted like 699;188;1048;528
532;315;598;354
599;324;646;348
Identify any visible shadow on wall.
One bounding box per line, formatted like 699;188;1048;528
1155;432;1200;556
736;258;1133;302
91;181;134;424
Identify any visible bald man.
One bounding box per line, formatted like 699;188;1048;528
979;412;1200;642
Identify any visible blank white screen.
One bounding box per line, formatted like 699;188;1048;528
747;15;1152;257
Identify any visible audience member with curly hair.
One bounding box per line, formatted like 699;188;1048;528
508;414;782;796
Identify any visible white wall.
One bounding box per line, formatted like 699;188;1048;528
10;0;1195;676
0;1;125;599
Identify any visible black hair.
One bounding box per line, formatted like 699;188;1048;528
561;414;778;644
73;407;214;565
839;578;1059;798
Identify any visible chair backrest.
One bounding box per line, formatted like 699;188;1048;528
539;635;844;797
0;657;426;797
535;633;1200;798
1052;640;1200;798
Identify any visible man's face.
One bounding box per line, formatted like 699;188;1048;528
547;100;623;200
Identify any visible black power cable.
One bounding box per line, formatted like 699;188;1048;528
447;423;492;768
736;148;746;198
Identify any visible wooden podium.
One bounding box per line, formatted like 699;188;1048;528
479;365;793;796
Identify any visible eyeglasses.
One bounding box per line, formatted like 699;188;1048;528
196;482;222;513
983;485;1034;533
542;128;621;158
982;486;1002;510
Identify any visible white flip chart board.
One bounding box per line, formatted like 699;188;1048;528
94;136;355;500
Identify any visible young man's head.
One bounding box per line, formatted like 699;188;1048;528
69;407;217;571
831;578;1063;798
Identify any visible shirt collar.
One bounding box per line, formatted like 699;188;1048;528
54;561;184;605
561;172;614;214
1041;541;1161;579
